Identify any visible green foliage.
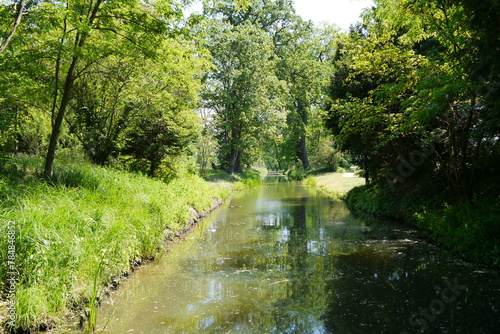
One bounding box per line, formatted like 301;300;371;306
326;0;500;266
196;122;218;177
302;176;317;187
203;22;287;174
277;23;337;170
233;168;265;191
345;183;500;268
85;258;104;333
122;110;199;177
202;1;339;174
202;169;239;183
326;0;500;200
345;185;413;218
0;0;203;176
0;155;228;331
285;160;307;180
413;198;500;267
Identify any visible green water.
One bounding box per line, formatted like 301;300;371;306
96;177;499;333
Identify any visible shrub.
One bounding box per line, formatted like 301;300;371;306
286;161;307;180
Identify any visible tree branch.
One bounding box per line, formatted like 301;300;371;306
0;0;27;54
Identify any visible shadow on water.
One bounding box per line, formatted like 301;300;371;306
94;177;500;333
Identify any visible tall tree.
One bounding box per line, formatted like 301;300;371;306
203;0;337;172
326;0;500;201
204;23;285;174
41;0;180;176
277;22;336;169
120;38;207;177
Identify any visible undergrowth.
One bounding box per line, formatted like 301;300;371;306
413;197;500;267
345;183;500;268
0;154;229;332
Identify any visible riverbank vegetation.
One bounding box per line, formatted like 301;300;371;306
1;0;499;331
204;167;267;191
0;154;229;331
326;0;500;267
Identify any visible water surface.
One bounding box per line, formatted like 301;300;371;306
97;177;500;333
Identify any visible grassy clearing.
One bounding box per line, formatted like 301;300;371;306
307;172;365;199
0;155;229;332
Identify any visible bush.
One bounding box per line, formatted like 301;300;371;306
302;176;317;187
233;168;264;190
413;197;500;267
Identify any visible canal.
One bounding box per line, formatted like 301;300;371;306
97;177;500;333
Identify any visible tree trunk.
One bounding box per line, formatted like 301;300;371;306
227;148;240;175
44;52;80;177
298;134;309;169
149;158;160;177
296;100;309;169
43;0;103;176
234;152;242;174
227;123;242;175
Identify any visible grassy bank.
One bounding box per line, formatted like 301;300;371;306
344;183;500;268
0;155;230;332
203;167;267;191
303;171;365;199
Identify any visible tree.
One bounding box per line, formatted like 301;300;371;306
40;0;181;176
118;37;208;177
68;56;137;165
326;0;500;201
326;19;420;183
276;22;337;170
204;23;286;174
196;108;219;176
123;110;199;177
203;0;338;173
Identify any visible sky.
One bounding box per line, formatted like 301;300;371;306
293;0;374;30
184;0;375;31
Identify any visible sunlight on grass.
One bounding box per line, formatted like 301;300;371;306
0;156;229;331
313;172;365;199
